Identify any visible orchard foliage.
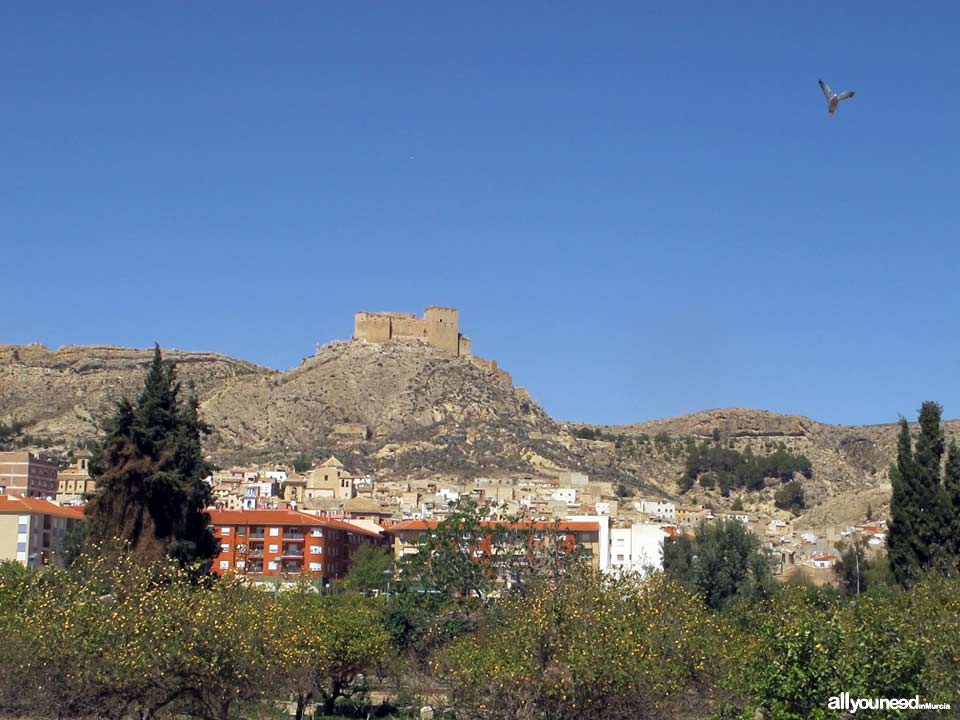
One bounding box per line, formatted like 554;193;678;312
0;551;391;720
726;577;960;719
436;570;726;720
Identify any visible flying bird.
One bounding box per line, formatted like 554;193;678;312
819;79;855;116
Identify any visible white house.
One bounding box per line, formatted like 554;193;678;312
634;499;677;521
608;523;669;577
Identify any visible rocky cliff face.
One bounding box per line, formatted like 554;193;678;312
0;344;271;444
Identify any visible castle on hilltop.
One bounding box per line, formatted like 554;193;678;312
354;306;472;357
352;306;512;385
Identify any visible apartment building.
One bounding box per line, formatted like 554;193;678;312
0;495;85;568
0;451;59;498
385;518;603;574
208;509;383;582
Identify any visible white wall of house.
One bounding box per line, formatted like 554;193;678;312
608;524;667;577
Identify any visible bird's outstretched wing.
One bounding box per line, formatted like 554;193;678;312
819;79;832;99
837;90;855;101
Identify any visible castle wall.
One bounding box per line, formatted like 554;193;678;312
354;313;393;343
470;356;512;386
392;316;430;340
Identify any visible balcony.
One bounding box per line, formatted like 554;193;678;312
250;530;265;539
281;548;304;558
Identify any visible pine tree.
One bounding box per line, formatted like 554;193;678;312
86;346;217;572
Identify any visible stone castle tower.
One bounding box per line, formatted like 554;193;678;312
353;306;472;357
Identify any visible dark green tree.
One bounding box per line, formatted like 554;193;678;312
944;440;960;560
833;539;870;596
663;520;775;610
774;480;806;515
887;403;954;586
85;346;217;573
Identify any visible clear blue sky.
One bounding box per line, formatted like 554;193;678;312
2;3;958;427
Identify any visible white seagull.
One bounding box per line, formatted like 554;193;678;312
819;79;855;116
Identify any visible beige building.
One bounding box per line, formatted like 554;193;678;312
56;449;96;503
303;457;356;503
0;451;59;498
0;495;85;568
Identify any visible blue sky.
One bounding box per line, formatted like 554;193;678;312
2;3;958;426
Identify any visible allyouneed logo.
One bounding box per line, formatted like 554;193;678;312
827;693;951;713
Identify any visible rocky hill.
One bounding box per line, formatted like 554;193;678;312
0;340;619;488
198;338;591;481
2;342;957;526
582;408;960;529
0;344;270;445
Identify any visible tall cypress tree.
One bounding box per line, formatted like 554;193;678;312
86;346;217;572
887;402;954;586
944;440;960;561
887;419;917;586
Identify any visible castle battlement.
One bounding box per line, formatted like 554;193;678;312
354;306;471;357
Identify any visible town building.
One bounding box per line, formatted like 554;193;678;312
0;451;59;498
56;449;96;504
608;523;670;576
208;508;383;583
0;495;85;568
303;456;357;503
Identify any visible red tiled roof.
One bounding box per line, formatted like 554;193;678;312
385;519;600;534
0;495;86;520
208;509;328;526
207;508;383;537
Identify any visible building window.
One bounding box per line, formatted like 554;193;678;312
221;544;231;553
221;527;231;535
310;545;322;555
268;561;278;571
310;529;323;537
16;542;26;553
270;528;280;536
236;561;246;569
17;523;27;533
219;560;230;570
309;562;322;572
269;544;278;553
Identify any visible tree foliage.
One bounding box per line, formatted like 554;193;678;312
85;345;217;572
437;570;725;720
887;402;960;587
342;543;394;595
681;442;812;496
774;480;806;515
663;520;776;610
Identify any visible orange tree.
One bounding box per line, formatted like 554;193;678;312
434;569;727;720
0;550;277;720
725;579;960;720
267;589;393;719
